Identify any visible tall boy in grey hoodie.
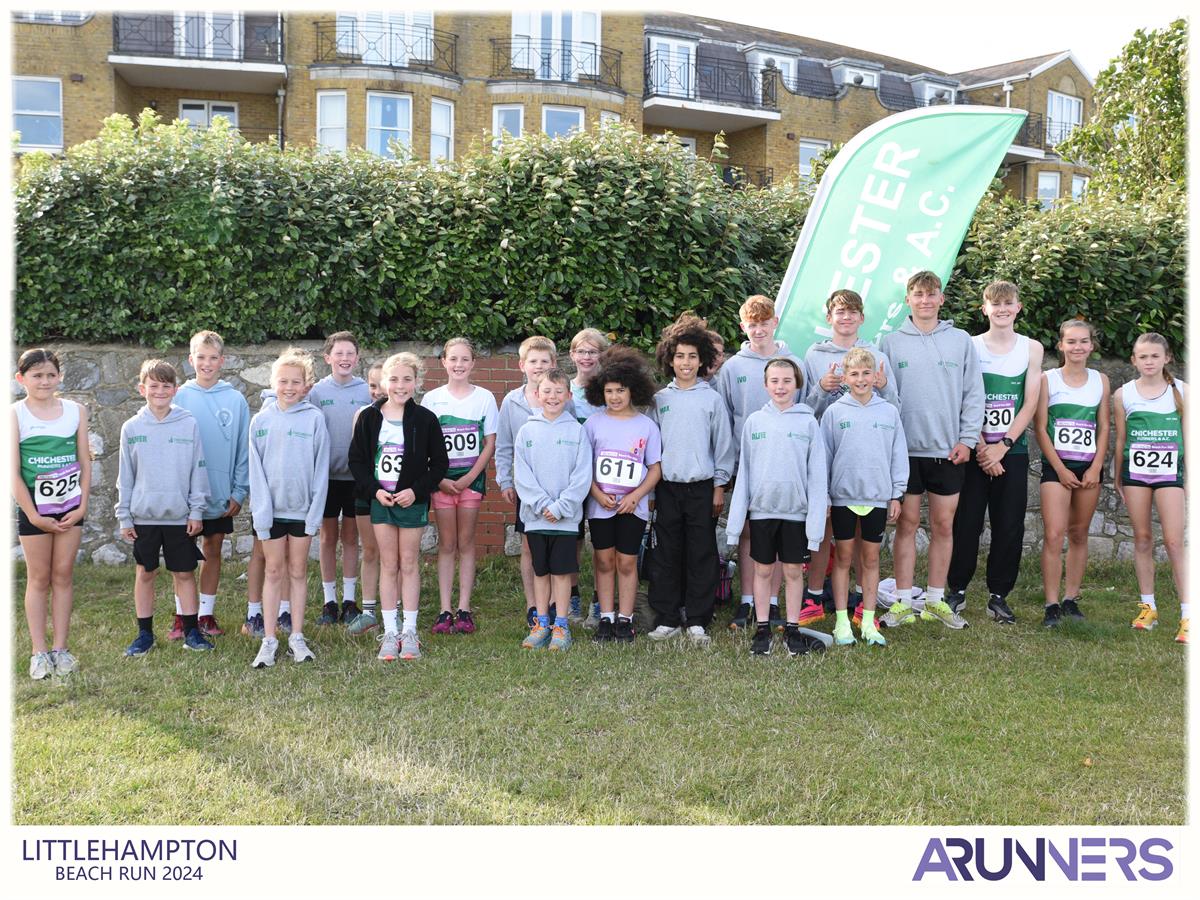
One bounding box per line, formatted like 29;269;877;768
879;270;984;630
116;360;211;656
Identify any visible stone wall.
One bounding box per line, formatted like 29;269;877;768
11;343;1181;566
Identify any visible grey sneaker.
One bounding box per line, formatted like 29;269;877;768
921;598;969;629
881;602;917;628
648;625;681;641
52;649;79;677
288;632;316;663
252;637;278;669
377;630;400;661
568;594;584;623
399;630;422;660
685;625;712;647
583;601;601;630
348;609;379;636
29;652;54;680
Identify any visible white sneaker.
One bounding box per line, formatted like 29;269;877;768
685;625;712;647
288;633;316;663
53;649;79;677
648;625;681;641
29;652;54;680
377;630;400;661
252;637;278;669
399;630;422;660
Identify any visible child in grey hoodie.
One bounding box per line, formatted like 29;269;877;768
513;370;593;652
116;360;211;657
820;348;909;648
726;358;828;657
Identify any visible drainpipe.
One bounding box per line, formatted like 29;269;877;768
1002;80;1012;108
276;86;286;149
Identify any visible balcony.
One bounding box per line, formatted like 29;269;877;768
313;20;458;77
643;50;781;133
490;38;622;92
109;13;286;93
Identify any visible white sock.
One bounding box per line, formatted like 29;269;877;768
926;587;945;603
342;577;357;604
769;595;779;608
853;583;862;597
363;599;377;611
1181;603;1190;618
740;594;753;605
174;595;183;614
402;609;418;634
1140;593;1156;609
247;601;263;617
601;611;616;622
198;593;216;616
383;608;399;634
280;599;291;614
322;581;337;604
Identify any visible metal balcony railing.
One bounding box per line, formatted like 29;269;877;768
721;165;773;189
313;19;457;75
1045;119;1079;147
645;50;777;110
490;38;621;91
113;13;283;63
876;91;974;112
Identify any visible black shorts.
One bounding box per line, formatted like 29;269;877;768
322;479;357;519
589;513;645;556
906;456;966;496
355;499;371;516
830;505;888;543
200;516;235;537
526;531;579;577
749;518;810;565
1041;458;1106;485
17;507;84;537
133;524;205;572
267;519;309;540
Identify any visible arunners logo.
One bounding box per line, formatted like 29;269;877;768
913;836;1173;883
287;428;313;439
127;436;147;445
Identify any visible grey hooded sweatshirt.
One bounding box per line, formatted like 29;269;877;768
714;340;802;465
649;379;735;485
513;410;593;533
820;392;910;507
248;399;331;539
307;375;371;481
880;317;985;457
115;405;209;528
725;401;828;551
801;339;899;419
495;385;576;491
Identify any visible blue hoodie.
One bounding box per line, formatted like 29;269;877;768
174;378;250;519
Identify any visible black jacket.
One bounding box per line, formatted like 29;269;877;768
348;397;449;503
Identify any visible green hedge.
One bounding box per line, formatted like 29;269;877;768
15;112;1184;356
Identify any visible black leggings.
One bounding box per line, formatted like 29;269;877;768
948;451;1028;598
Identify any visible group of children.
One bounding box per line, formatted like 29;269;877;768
14;271;1188;677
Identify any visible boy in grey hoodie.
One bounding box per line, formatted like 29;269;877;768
725;359;828;657
821;348;909;648
879;270;984;631
513;370;593;652
647;316;734;644
116;360;211;657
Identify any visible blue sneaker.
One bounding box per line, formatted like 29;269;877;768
526;606;537;628
183;628;215;652
241;612;265;639
125;631;155;657
569;593;584;623
278;611;292;635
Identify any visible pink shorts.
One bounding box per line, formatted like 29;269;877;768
430;487;484;511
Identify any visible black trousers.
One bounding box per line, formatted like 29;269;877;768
948;450;1029;598
649;479;718;628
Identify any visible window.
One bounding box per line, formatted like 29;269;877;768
492;104;523;143
316;91;346;152
1037;172;1061;209
798;138;831;179
336;11;434;66
677;136;697;154
748;51;794;98
13;11;90;24
1047;90;1082;145
1071;175;1088;202
179;99;239;130
648;36;695;99
542;105;583;139
599;109;620;127
13;77;62;151
176;12;241;60
844;67;877;87
367;91;411;158
512;11;600;80
431;98;453;164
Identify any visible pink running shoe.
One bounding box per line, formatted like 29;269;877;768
431;611;455;634
454;609;476;634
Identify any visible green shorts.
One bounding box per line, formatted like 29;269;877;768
370;498;430;528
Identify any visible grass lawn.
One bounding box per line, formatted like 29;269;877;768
11;552;1186;825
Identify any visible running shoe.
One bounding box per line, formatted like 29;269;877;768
399;630;422;660
833;618;856;645
167;614;185;641
729;601;752;631
685;625;711;647
198;614;224;636
1061;597;1085;621
277;611;293;635
432;611;455;634
986;594;1016;625
796;593;825;626
784;626;809;657
583;602;601;629
252;637;278;668
340;601;362;625
522;624;552;650
881;602;916;628
377;631;400;661
125;631;155;657
241;613;265;639
454;609;476;634
1175;619;1188;644
861;624;887;647
288;633;315;663
29;652;54;680
569;593;584;623
615;617;636;643
183;628;215;652
648;625;681;641
1042;603;1063;628
317;602;339;625
526;606;537;629
53;649;79;676
347;609;378;636
1132;603;1158;631
751;624;772;656
593;618;616;643
921;598;969;629
946;590;967;616
549;625;573;652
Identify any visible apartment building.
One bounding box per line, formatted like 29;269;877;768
12;9;1093;204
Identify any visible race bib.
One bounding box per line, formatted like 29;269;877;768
1052;419;1097;462
34;462;82;516
595;451;645;496
1129;442;1179;482
442;424;481;469
982;400;1015;443
375;443;404;491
